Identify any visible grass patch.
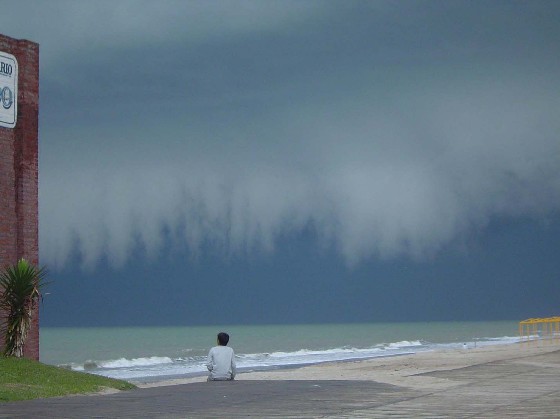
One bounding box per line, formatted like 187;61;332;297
0;356;136;402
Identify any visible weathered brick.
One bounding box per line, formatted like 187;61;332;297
0;33;40;360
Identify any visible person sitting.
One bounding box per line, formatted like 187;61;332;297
206;332;236;381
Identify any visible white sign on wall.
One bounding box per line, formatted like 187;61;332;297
0;51;18;128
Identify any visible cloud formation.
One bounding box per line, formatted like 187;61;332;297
40;69;560;268
6;1;557;269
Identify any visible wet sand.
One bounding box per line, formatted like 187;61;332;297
138;340;560;391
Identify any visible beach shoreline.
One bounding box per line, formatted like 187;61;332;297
135;340;560;391
6;340;560;417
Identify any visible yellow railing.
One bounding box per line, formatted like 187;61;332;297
519;317;560;343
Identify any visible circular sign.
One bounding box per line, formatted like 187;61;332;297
1;86;13;109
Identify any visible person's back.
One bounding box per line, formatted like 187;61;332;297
206;332;236;381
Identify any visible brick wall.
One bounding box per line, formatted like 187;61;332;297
0;34;40;360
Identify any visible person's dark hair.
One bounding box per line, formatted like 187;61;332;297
217;332;230;346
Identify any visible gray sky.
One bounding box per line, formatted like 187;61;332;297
2;1;559;325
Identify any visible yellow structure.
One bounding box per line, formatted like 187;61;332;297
519;317;560;343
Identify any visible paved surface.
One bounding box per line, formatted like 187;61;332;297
0;381;418;418
345;350;560;418
1;349;560;418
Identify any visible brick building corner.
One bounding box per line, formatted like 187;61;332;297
0;33;40;360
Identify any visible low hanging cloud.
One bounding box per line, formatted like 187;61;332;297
39;66;560;269
22;0;559;270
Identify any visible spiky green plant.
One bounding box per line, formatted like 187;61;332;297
0;259;48;357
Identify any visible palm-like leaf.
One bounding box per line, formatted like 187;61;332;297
0;259;48;357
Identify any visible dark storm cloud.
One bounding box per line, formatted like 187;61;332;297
2;1;559;269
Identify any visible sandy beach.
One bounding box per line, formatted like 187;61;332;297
137;340;560;391
3;341;560;417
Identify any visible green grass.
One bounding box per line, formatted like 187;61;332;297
0;356;136;402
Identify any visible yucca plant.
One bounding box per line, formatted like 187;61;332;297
0;258;48;357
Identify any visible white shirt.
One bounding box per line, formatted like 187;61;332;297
206;345;236;380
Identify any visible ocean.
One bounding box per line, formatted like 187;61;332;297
40;321;520;383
